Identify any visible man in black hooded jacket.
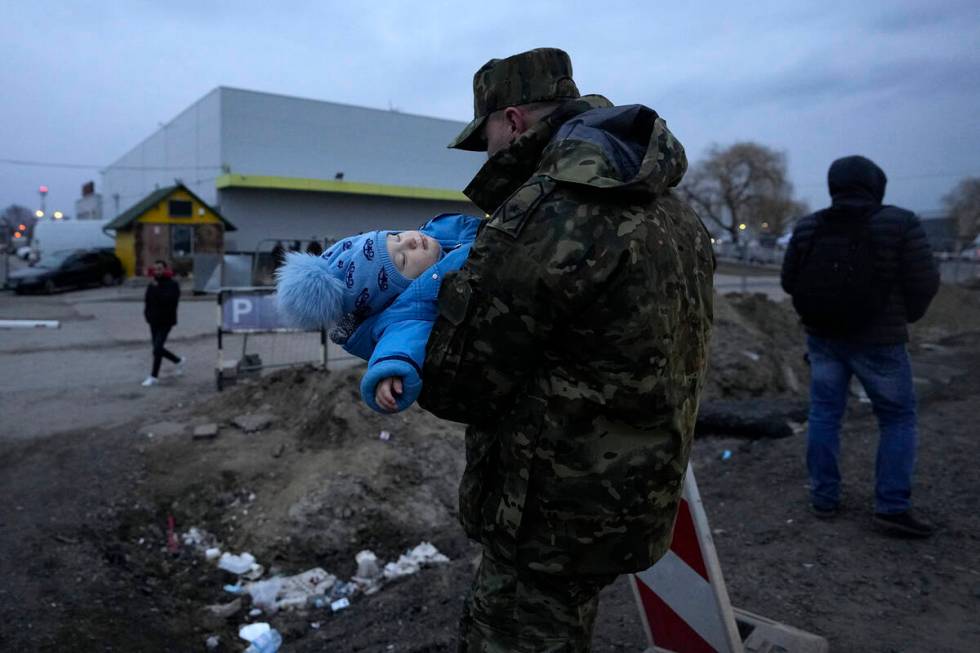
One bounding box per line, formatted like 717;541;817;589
781;155;939;537
142;259;184;386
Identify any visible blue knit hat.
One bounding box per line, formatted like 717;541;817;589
276;230;411;330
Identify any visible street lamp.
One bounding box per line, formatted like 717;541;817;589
53;211;64;220
35;209;44;218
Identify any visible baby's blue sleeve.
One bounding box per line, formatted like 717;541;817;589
358;243;473;414
360;318;431;413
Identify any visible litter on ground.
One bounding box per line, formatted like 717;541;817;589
383;542;451;581
245;567;336;614
218;551;258;575
239;622;271;642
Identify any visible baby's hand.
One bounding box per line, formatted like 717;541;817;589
375;377;404;413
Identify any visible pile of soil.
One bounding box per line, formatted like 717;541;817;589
158;367;468;573
911;283;980;343
704;292;807;400
706;283;980;402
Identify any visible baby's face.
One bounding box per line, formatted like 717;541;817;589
386;231;440;279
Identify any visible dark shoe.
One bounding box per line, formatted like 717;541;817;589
810;503;838;519
873;511;934;538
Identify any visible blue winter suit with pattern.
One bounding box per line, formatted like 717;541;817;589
299;213;479;414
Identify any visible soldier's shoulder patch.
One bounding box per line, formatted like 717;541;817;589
486;178;556;239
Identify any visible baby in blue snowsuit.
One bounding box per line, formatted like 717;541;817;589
275;213;480;414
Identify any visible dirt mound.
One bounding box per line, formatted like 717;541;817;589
146;366;467;574
704;284;980;401
705;293;807;400
912;283;980;342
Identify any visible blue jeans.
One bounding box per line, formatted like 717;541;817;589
806;335;918;514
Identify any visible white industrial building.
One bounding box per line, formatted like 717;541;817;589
102;87;483;255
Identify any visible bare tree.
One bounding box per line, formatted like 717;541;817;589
680;142;804;243
753;195;810;237
941;177;980;250
1;204;36;247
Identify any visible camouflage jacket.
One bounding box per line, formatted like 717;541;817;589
419;96;715;576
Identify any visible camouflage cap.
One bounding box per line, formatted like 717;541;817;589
449;47;581;151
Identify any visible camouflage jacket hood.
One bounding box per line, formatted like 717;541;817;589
464;95;688;214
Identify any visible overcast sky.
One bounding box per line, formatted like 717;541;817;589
2;0;978;219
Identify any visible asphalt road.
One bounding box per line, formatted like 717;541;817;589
0;284;355;440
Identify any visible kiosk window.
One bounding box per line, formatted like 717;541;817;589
168;200;192;217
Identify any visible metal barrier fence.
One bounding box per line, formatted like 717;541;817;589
713;236;980;290
215;286;358;391
938;258;980;284
932;235;980;284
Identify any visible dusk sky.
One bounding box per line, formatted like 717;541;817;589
2;0;978;219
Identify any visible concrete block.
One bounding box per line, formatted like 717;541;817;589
193;423;219;440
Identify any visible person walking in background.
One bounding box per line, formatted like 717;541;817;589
270;240;287;271
142;259;184;387
304;237;323;256
781;155;940;537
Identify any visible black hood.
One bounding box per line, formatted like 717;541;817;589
827;155;887;207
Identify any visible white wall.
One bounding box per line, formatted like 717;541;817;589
219;88;483;190
101;89;223;218
219;187;479;252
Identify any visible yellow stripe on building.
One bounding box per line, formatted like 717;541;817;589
215;174;468;202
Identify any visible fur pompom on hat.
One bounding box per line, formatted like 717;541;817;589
275;231;411;329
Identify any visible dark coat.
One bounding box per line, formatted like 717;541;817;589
144;276;181;327
781;156;939;344
419;98;715;575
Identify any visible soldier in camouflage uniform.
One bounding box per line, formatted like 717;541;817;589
419;48;715;652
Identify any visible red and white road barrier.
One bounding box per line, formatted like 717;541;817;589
632;465;742;652
631;465;828;653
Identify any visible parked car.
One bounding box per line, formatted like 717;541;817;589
9;248;124;294
745;239;782;265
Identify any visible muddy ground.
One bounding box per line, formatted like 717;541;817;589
1;286;979;652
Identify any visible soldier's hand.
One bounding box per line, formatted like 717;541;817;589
375;377;403;413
